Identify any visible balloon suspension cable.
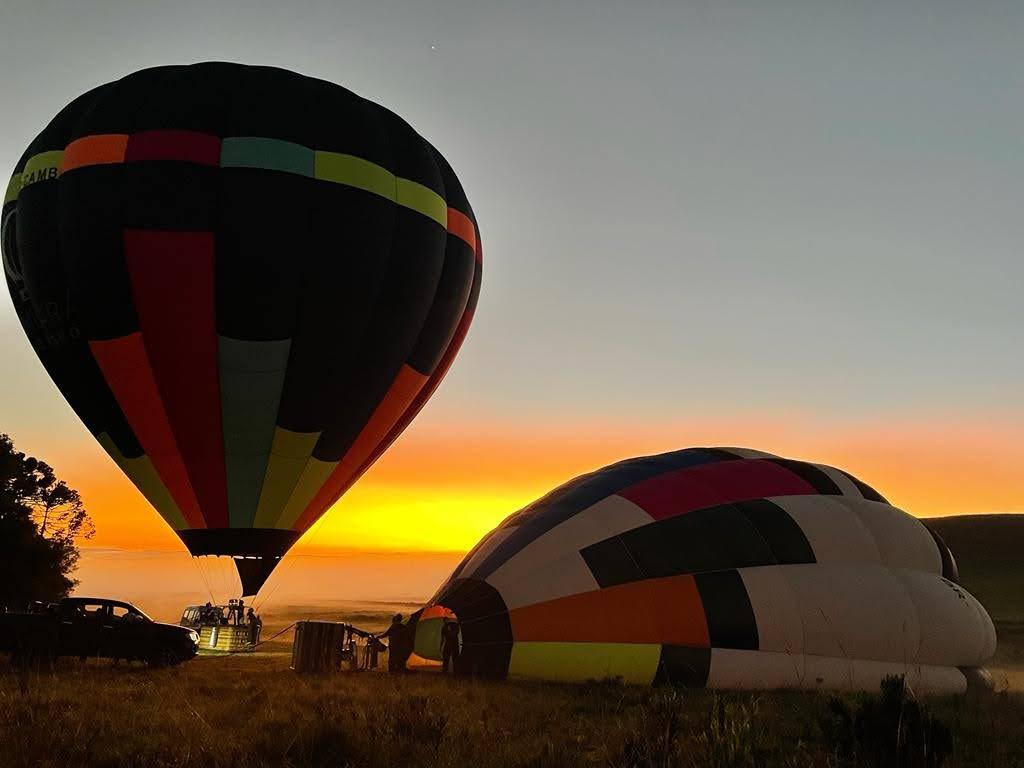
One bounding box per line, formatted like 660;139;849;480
204;555;220;601
191;554;216;604
219;556;232;599
218;556;232;600
252;508;334;614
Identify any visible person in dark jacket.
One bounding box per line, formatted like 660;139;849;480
378;614;413;674
440;620;460;674
246;607;262;646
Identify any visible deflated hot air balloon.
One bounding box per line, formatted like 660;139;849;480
416;448;995;694
2;63;481;596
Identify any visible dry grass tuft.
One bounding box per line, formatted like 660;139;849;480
1;654;1023;768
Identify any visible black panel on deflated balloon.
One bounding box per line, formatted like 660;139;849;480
735;499;816;565
765;459;842;495
581;502;805;588
654;645;711;688
580;536;646;588
694;570;759;651
838;469;888;503
434;578;513;680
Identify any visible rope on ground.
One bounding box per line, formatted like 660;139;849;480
251;508;333;614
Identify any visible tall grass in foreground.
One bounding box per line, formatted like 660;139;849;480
1;657;1022;768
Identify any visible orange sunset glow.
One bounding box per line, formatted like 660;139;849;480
17;409;1024;562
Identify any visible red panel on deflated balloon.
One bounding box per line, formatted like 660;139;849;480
621;459;818;521
124;230;228;529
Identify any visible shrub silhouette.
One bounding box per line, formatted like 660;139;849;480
822;674;953;768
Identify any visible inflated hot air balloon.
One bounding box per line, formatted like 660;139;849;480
416;448;996;694
2;63;481;596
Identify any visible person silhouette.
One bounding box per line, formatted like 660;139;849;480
378;614;412;674
440;620;460;674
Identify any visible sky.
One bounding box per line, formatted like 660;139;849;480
1;2;1022;606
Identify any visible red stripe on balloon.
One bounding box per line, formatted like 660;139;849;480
124;230;229;529
621;459;818;521
89;334;205;528
124;130;222;166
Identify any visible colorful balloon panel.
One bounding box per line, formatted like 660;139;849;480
2;64;481;595
418;448;995;693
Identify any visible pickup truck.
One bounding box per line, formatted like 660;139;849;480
0;597;199;667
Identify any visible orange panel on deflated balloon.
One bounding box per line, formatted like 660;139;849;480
508;574;710;647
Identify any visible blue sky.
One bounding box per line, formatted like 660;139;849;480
2;0;1021;440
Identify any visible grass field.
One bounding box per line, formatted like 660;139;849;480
4;653;1024;768
2;514;1023;768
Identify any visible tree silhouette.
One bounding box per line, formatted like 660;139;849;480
0;434;94;608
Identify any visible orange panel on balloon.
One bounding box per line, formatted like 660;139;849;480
61;134;128;173
292;364;428;531
89;333;204;528
508;575;710;647
338;303;480;515
446;207;477;255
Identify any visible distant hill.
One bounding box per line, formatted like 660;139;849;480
926;514;1024;569
924;514;1024;624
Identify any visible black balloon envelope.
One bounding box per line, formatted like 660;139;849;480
2;63;482;596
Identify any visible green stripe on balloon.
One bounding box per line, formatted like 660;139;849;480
218;336;293;529
253;427;323;529
220;137;315;177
